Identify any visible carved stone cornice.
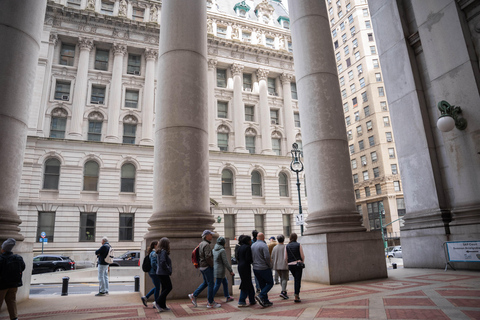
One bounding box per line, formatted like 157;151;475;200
280;72;294;84
112;43;127;56
256;68;269;80
208;59;218;70
230;63;244;76
78;37;94;51
145;48;158;60
49;33;58;46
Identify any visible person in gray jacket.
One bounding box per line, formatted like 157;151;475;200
271;235;289;299
212;237;235;302
251;232;273;307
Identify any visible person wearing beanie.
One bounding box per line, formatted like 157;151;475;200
0;238;26;320
212;237;235;303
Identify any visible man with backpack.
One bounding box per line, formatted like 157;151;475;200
0;238;26;320
188;230;221;309
95;236;111;296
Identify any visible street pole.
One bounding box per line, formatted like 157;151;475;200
290;143;304;236
295;170;304;236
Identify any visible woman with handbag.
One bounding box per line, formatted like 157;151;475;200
285;233;305;303
155;237;172;312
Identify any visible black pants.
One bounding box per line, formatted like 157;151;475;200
156;275;172;308
288;265;303;295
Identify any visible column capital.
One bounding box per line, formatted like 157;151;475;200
208;58;218;69
230;63;244;76
256;68;269;80
78;37;94;51
112;43;127;56
280;72;294;84
49;33;58;46
145;48;158;61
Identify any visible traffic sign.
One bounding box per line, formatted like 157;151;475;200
295;214;304;226
43;238;48;243
41;232;46;238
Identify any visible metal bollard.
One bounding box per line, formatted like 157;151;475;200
134;275;140;292
392;263;397;269
61;276;70;296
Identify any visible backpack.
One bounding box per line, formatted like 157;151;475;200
142;253;151;272
104;245;115;264
0;254;24;285
191;244;200;269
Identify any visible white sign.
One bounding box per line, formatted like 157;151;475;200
295;214;304;226
446;241;480;262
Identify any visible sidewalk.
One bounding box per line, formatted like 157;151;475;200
2;267;479;320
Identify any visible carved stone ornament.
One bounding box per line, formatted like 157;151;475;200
231;25;241;40
256;68;269;80
245;127;257;136
256;0;275;14
113;28;129;40
145;49;158;60
207;19;214;34
86;0;95;11
296;133;302;140
49;33;58;46
118;0;128;17
78;37;94;51
123;115;138;124
78;24;97;34
112;43;127;56
217;125;230;133
150;5;159;22
272;130;282;139
208;59;218;69
280;72;294;84
231;63;244;76
52;107;68;118
88;111;104;121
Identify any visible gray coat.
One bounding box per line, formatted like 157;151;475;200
213;243;233;279
271;243;288;270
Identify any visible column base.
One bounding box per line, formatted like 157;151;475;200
300;231;387;285
140;237;232;300
234;148;250;153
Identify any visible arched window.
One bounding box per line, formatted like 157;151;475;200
121;163;136;193
83;161;99;191
88;112;103;142
43;158;60;190
221;169;234;196
50;108;68;139
123;115;137;144
251;170;262;196
279;172;289;197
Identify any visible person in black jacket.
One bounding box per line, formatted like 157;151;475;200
0;238;26;320
285;233;305;303
95;236;110;296
236;235;256;307
155;237;172;313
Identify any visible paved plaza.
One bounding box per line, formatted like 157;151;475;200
2;267;479;320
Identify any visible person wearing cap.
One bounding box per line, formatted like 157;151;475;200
212;237;235;303
188;230;221;309
267;236;280;285
0;238;26;320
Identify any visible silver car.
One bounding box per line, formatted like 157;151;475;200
386;246;402;258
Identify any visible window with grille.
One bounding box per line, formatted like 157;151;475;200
243;74;252;90
218;133;228;151
121;163;136;192
217;69;227;87
91;86;106;104
217;101;228;118
123;123;137;144
245;106;254;121
279;172;289;197
50;112;67;139
43;158;61;190
222;169;234;195
88;120;102;142
291;82;298;99
353;173;359;183
95;49;109;70
119;213;134;241
60;44;75;66
251;171;262;196
83;161;99;191
246;136;255;154
127;54;141;75
125;90;139;108
294;113;301;127
79;212;96;242
224;214;236;239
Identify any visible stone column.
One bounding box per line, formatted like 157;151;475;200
288;0;386;284
144;0;214;299
207;59;218;150
37;33;58;136
105;43;126;142
257;68;274;154
281;72;295;152
231;63;247;152
0;0;46;303
68;37;94;138
140;49;157;145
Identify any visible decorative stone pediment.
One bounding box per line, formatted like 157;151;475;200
217;124;230;133
256;68;269;80
208;59;218;69
272;130;282;139
88;111;104;121
150;5;159;22
255;0;274;24
52;107;68;118
245;127;257;136
123;115;138;124
230;63;244;75
118;0;128;17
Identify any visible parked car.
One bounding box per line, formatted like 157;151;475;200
32;255;75;274
109;251;140;267
386;246;402;258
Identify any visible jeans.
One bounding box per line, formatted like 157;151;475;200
98;264;109;293
213;277;229;298
0;287;18;319
156;275;172;309
146;273;161;301
253;268;274;302
193;267;215;304
238;287;255;304
289;265;303;295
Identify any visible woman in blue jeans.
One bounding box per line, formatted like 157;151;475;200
141;240;160;308
212;237;235;302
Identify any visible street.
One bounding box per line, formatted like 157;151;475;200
30;282;135;296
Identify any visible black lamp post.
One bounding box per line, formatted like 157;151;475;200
290;143;304;236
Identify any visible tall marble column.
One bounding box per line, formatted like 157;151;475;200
207;59;218;150
256;68;274;154
143;0;214;298
140;49;157;145
231;63;247;152
37;33;58;136
288;0;386;284
0;0;46;303
280;72;295;152
105;43;126;142
68;37;94;138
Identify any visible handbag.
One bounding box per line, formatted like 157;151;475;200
287;244;305;269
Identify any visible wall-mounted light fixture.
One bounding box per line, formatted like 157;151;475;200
437;100;467;132
216;216;222;223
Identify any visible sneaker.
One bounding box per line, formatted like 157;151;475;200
188;293;197;307
141;296;148;307
207;301;221;308
226;296;234;302
163;307;171;311
280;291;289;299
264;301;273;307
255;295;265;307
238;303;247;308
294;295;302;303
152;301;157;309
154;303;164;312
95;292;105;296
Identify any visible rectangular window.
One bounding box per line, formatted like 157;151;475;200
272;138;281;156
352;97;358;108
357;64;363;74
383;116;390;126
54;81;71;100
364;105;370;116
359;140;364;150
355;51;360;61
125;90;139;108
375;184;382;195
373;59;379;68
346;58;352;68
356;125;363;136
266;37;275;49
371;151;377;162
331;18;335;25
50;116;66;139
218;133;228;151
347;130;353;140
348;70;354;80
94;49;109;71
79;212;96;242
340;76;345;86
363;8;369;16
342;90;347;99
342;33;347;43
348;14;353;24
270;109;279;125
353;173;359;183
242;31;252;42
360;155;367;166
338;10;343;18
397;198;406;216
340;22;345;31
217;101;228;118
291;82;298;99
366;120;373;131
346;3;352;11
355;189;361;199
338;64;343;73
370;46;377;54
354;111;360;121
67;0;81;7
368;33;374;41
352;38;358;48
350;83;355;93
119;213;134;241
100;1;114;15
217;26;227;38
380;101;388;111
329;7;334;15
332;28;337;38
350;26;356;36
336;52;341;61
378;87;385;96
268;77;276;95
362;91;368;102
363;170;369;181
344;45;349;55
351;159;357;169
246;136;255;154
243;74;252;91
127;54;141;75
366;20;371;28
349;144;355;154
254;214;265;233
123;124;136;144
282;214;292;237
132;7;145;21
368;135;375;147
217;69;227;88
388;148;395;158
288;42;293;52
88;120;102;142
60;43;75;66
37;211;55;242
224;214;236;239
391;164;398;174
368;201;384;230
373;167;380;178
91;86;106;104
385;132;392;142
376;73;382;82
365;186;371;197
294;113;301;127
345;116;351;126
334;40;339;49
394;181;401;191
343;102;349;112
245;105;254;121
